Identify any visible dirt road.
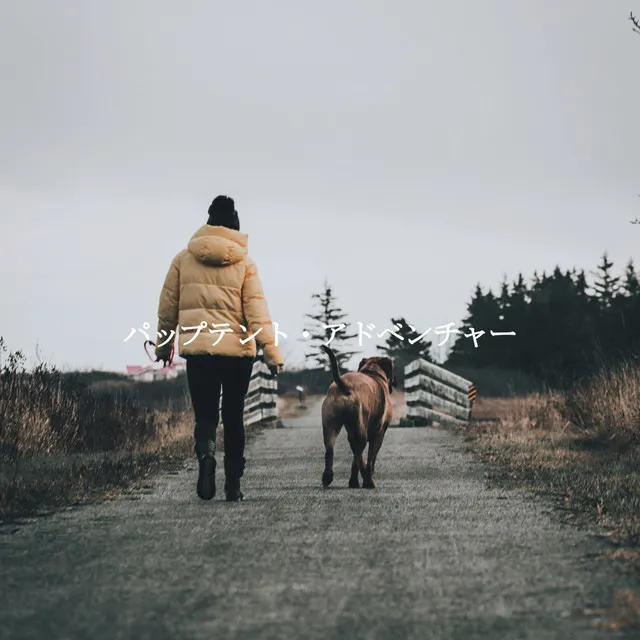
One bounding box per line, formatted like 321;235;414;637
0;400;633;639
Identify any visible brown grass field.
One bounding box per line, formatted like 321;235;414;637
456;365;640;631
0;349;196;520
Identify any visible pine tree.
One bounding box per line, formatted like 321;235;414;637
498;273;529;371
574;269;589;298
447;284;482;366
610;259;640;359
304;279;359;370
489;276;513;369
622;259;640;297
377;317;433;386
510;273;529;311
531;270;541;286
447;284;500;367
473;290;501;366
573;267;599;354
545;267;585;383
622;259;640;360
587;253;621;364
590;252;621;309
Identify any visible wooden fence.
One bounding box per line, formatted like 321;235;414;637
404;358;475;426
219;358;278;427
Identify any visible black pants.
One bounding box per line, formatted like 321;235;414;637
185;354;254;463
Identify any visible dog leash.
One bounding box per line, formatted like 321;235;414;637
143;340;175;366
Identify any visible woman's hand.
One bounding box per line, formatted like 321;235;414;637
268;364;281;376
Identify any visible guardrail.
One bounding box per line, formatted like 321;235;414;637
219;358;278;427
404;358;476;426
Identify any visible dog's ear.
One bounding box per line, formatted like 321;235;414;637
357;358;368;371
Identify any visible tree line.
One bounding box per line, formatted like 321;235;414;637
445;253;640;387
301;253;640;391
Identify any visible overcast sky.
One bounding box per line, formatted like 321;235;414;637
1;1;640;372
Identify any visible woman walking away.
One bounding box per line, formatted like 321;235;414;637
154;195;284;501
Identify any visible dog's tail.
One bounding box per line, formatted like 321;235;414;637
321;344;350;394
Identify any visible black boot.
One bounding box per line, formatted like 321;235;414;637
194;430;217;501
196;455;216;500
224;456;245;502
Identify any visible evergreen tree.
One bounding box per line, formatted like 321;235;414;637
498;273;529;371
447;283;482;366
304;280;359;370
474;290;501;364
570;267;599;355
491;276;513;368
377;317;433;386
590;252;621;309
588;253;621;365
531;270;541;286
574;269;589;298
622;259;640;297
447;284;501;367
546;267;594;383
611;259;640;360
523;268;559;380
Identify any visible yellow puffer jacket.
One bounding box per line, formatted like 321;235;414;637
154;224;284;367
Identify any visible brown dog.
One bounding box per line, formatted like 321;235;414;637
320;344;397;489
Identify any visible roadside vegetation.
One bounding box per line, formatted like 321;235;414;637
0;337;194;520
460;361;640;631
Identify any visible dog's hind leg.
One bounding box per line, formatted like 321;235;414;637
348;456;360;488
360;429;379;490
366;423;388;485
322;419;341;487
346;420;368;489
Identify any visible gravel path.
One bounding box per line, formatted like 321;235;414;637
0;399;633;639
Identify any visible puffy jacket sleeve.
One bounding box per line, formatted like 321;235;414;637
241;259;284;367
155;254;180;359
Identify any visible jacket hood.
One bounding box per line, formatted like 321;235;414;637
187;225;248;266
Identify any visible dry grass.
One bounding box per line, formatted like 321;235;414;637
465;393;640;540
457;363;640;630
561;361;640;447
586;590;640;631
0;338;194;520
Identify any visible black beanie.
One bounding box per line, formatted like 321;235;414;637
207;195;240;230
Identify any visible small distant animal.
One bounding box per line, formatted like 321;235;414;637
320;344;396;489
